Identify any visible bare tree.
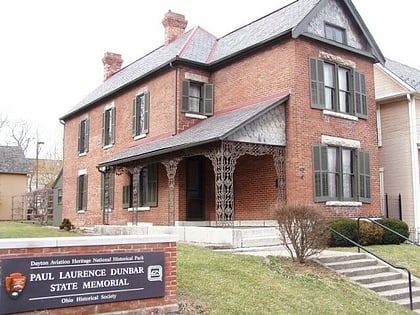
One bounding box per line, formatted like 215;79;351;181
5;119;34;155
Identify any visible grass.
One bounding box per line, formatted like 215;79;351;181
0;222;416;314
0;221;85;238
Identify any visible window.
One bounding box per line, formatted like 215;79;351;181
132;92;149;137
312;144;370;202
78;118;89;154
122;164;158;208
310;58;367;118
181;80;214;116
57;189;63;205
102;106;115;147
325;23;346;44
76;173;88;211
101;172;114;211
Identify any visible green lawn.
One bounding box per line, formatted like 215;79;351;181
0;222;416;314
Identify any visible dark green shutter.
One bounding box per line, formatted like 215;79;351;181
312;144;329;201
100;173;104;210
77;121;82;153
101;111;105;146
354;72;367;118
203;83;214;116
111;107;116;144
309;58;325;109
181;80;190;112
85;119;89;152
132;98;137;136
144;92;150;133
76;175;81;210
358;150;371;203
82;174;88;210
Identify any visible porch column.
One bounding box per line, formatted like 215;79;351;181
130;166;141;226
206;142;240;227
272;147;286;203
162;158;182;226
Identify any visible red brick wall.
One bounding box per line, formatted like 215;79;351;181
0;240;177;315
62;35;380;226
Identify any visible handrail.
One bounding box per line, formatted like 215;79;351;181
357;217;419;247
329;227;413;310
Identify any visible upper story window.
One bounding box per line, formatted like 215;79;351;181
102;104;115;147
181;80;214;116
78;118;89;154
312;144;370;203
132;92;149;138
325;23;346;44
310;57;367;118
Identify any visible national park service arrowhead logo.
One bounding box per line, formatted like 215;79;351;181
4;272;26;300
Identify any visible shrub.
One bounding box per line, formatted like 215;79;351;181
328;218;357;247
274;203;329;263
358;221;383;246
59;218;75;231
377;218;409;244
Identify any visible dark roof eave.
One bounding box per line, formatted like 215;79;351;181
97;138;219;168
298;33;383;63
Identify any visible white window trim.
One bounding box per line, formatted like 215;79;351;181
185;72;208;83
78;169;87;176
326;201;362;207
133;133;147;141
185;113;207;120
78;152;87;157
321;135;360;148
323;110;358;121
128;206;151;212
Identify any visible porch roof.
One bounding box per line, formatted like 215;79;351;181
98;93;289;168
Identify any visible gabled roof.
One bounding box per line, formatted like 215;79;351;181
0;146;31;175
61;0;382;121
98;93;289;167
384;59;420;92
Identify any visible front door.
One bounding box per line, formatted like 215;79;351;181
186;157;205;220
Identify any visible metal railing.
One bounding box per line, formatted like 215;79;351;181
329;227;414;310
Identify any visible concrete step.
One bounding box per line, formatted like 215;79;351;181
323;258;378;270
381;286;420;301
393;295;420;311
365;278;413;292
239;227;279;238
241;236;281;248
316;252;365;264
337;264;390;277
352;271;402;284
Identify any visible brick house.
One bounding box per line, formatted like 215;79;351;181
60;0;384;228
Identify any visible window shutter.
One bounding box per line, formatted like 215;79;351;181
111;107;116;144
109;173;114;210
132;98;137;136
101;111;105;146
203;83;214;116
358;150;371;203
144;92;150;133
312;144;329;201
181;80;190;112
82;174;88;210
76;175;81;210
77;121;82;154
354;72;367;118
85;119;89;152
309;58;325;109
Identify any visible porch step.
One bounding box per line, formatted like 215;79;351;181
239;227;281;248
315;252;420;312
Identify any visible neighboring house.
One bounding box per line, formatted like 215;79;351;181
27;158;63;191
52;169;63;227
0;146;31;221
375;59;420;234
60;0;384;228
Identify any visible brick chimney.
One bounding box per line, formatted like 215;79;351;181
162;10;188;45
102;52;123;81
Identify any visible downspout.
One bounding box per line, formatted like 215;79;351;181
170;62;178;136
407;93;420;232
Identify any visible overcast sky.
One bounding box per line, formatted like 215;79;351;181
0;0;419;158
